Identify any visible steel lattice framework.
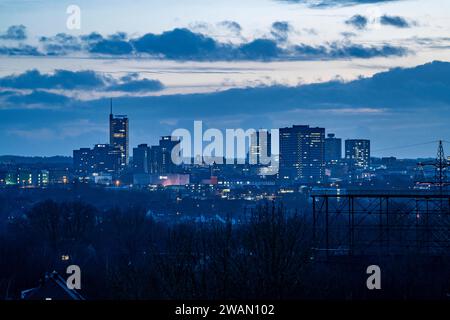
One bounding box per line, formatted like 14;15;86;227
311;191;450;257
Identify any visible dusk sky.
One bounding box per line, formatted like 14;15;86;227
0;0;449;158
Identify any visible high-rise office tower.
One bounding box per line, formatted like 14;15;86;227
345;139;371;170
149;136;180;174
91;144;121;174
133;144;150;174
279;125;325;183
324;133;342;165
109;99;129;170
73;144;121;176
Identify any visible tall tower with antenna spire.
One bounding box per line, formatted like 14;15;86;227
109;98;129;170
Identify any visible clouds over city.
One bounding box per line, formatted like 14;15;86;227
1;61;449;112
0;26;410;61
0;69;163;92
1;61;449;157
0;69;164;106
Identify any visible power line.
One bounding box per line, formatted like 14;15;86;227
372;140;439;153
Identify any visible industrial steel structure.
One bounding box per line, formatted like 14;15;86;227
312;141;450;257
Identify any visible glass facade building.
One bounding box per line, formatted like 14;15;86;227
279;125;325;183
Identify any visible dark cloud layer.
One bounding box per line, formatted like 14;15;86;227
0;69;164;93
294;42;408;59
0;44;41;56
131;28;222;59
101;61;449;120
106;79;164;92
0;26;410;61
0;70;106;90
125;29;410;60
2;61;449;113
90;39;134;55
5;90;70;106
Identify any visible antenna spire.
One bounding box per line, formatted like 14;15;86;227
110;98;113;115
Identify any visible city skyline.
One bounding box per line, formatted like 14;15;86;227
2;101;449;160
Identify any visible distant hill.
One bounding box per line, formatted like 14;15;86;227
0;155;72;165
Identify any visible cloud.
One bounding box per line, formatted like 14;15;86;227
293;42;408;59
8;128;55;140
0;44;41;56
320;107;386;114
38;31;133;56
409;36;450;49
0;27;410;61
239;39;281;60
39;33;81;55
80;32;104;43
120;73;139;82
132;28;223;60
0;25;27;40
0;69;108;90
189;22;212;33
108;32;128;41
99;61;450;119
7;60;448;113
5;90;70;106
277;0;401;8
89;39;134;55
380;15;414;28
0;69;164;93
345;15;368;30
88;33;133;55
106;79;164;92
271;21;293;42
8;119;107;140
131;28;407;61
218;21;242;34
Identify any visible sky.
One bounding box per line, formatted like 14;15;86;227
0;0;449;158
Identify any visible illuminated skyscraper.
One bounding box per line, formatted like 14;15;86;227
325;133;342;165
345;139;371;170
279;125;325;183
109;99;129;170
73;144;121;177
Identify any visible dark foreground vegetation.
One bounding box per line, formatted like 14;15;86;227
0;195;450;300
